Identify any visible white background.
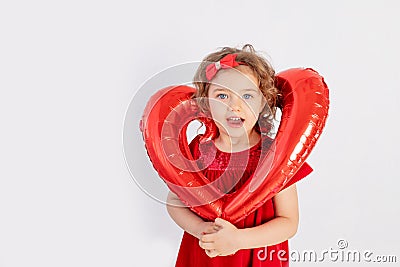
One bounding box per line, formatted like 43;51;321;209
1;0;399;266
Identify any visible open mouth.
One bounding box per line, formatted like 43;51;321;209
226;116;245;128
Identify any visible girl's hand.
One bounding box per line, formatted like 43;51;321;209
199;218;242;257
195;221;219;240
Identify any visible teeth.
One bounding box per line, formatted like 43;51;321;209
229;117;241;121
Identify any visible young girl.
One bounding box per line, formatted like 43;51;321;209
166;44;313;267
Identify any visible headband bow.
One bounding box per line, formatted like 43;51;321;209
205;54;244;81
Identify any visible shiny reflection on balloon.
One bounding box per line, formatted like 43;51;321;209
139;68;329;223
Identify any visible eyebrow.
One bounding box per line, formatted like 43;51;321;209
210;88;228;93
242;88;259;93
210;88;260;93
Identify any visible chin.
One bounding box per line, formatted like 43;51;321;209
225;129;250;139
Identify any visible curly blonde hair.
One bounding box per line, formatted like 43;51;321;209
192;44;280;135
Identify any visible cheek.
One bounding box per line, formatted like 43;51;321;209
253;99;266;114
208;100;226;114
244;101;263;117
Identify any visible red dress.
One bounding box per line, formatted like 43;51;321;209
175;135;313;267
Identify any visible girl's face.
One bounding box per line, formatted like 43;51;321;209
207;66;266;140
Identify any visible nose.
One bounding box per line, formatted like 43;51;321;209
228;94;242;111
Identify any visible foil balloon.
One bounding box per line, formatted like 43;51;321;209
140;86;224;219
140;68;329;223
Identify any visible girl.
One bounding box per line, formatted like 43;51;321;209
166;44;313;267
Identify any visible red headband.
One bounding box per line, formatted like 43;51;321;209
205;54;245;81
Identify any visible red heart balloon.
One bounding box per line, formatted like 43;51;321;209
140;68;329;223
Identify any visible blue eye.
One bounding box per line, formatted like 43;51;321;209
216;94;228;99
243;94;253;99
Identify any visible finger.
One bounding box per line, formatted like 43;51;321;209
213;224;222;231
200;234;215;243
202;224;220;235
214;217;229;227
199;240;215;250
203;226;218;234
206;249;219;258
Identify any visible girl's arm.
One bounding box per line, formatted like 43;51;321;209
166;190;217;240
238;183;299;248
199;184;299;256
